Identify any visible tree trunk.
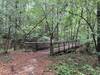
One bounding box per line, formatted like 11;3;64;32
56;7;60;52
14;0;19;50
97;2;100;62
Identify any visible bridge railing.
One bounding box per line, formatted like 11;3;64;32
24;40;80;54
50;40;80;54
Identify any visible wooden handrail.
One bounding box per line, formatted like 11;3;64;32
24;40;79;44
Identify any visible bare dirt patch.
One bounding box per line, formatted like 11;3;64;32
0;50;55;75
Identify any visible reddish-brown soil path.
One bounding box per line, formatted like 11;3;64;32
0;50;55;75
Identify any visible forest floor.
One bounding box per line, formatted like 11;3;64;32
0;50;55;75
0;49;100;75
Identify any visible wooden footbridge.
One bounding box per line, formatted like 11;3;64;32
24;40;80;55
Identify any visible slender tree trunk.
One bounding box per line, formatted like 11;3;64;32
75;20;81;40
14;0;19;50
56;7;60;51
97;2;100;63
50;6;54;56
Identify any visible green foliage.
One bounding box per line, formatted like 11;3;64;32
0;0;99;53
53;63;100;75
38;36;50;42
54;63;84;75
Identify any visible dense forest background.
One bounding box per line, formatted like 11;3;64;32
0;1;97;44
0;0;100;75
0;0;99;54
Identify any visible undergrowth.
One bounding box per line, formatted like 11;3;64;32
52;63;100;75
50;53;100;75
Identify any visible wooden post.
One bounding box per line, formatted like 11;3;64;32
68;41;70;49
72;41;73;48
63;42;66;52
58;42;60;52
35;42;38;51
50;33;54;56
75;40;76;47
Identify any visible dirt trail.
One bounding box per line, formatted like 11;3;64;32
0;50;55;75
